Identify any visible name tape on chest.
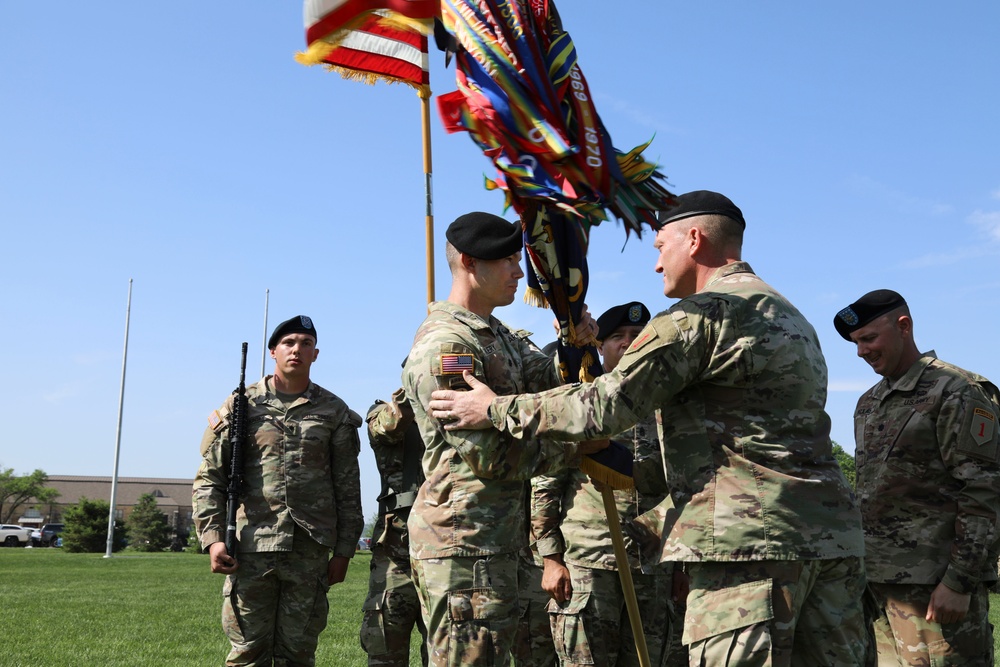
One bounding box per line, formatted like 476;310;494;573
439;353;475;375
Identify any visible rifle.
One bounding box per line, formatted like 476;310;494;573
224;342;249;557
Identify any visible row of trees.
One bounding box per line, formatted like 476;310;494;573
61;493;178;553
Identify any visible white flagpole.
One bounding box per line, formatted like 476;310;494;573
105;278;132;558
260;289;269;379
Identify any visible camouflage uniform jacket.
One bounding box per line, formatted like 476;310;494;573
490;262;864;563
532;415;668;570
366;393;425;562
193;376;365;557
402;300;580;559
854;352;1000;593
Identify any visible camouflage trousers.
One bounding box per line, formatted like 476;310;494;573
360;542;429;666
513;554;557;667
221;534;331;666
684;557;867;667
411;552;520;667
868;582;994;666
663;565;688;667
548;562;672;667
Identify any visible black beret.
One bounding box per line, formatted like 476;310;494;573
446;212;523;260
267;315;317;349
834;290;907;341
657;190;745;229
597;302;651;341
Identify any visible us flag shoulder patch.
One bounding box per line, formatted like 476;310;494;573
208;410;223;430
439;354;474;375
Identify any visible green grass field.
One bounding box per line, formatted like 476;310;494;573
2;549;997;665
0;549;423;667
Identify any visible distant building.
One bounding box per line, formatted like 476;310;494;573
17;475;194;535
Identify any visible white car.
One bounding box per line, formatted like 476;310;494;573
0;524;33;547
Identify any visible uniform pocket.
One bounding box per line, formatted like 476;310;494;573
446;586;516;666
683;578;774;651
547;591;594;665
359;592;389;655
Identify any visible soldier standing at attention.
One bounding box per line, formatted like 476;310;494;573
193;315;365;666
429;191;868;666
834;289;1000;665
360;387;428;666
402;212;607;667
533;301;674;666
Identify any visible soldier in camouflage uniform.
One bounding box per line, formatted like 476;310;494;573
835;289;1000;666
361;388;429;666
402;212;606;667
193;315;365;667
430;192;868;666
533;302;673;667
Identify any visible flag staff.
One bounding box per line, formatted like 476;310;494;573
420;88;435;305
260;288;270;378
105;278;132;558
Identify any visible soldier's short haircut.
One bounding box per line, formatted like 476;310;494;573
686;214;744;254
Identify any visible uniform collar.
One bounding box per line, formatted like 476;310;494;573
432;300;499;333
871;350;937;400
703;261;755;289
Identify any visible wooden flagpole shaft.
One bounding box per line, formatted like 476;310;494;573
419;88;435;305
600;486;651;667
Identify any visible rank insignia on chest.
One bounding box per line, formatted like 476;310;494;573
439;354;474;375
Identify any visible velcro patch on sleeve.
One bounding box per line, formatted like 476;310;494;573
628;327;659;354
438;353;475;375
971;406;996;446
208;410;223;431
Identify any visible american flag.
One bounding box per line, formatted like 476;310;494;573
439;354;474;375
298;0;438;92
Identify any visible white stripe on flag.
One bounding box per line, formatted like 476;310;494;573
341;31;428;70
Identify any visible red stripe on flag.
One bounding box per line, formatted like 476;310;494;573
321;19;429;87
305;0;439;46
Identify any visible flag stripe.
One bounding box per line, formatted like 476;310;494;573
305;0;438;46
322;24;429;86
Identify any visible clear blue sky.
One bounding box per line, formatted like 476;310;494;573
2;3;998;522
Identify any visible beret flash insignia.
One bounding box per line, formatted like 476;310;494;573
300;315;313;329
628;305;642;323
837;307;859;326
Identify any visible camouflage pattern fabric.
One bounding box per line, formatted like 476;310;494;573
193;376;365;556
402;300;580;560
360;527;428;666
532;416;667;571
663;577;688;667
684;557;867;666
411;553;521;667
361;393;428;666
548;565;671;667
854;353;1000;593
868;582;994;666
403;301;583;665
221;528;331;666
513;550;558;667
193;376;364;665
532;416;672;665
488;262;864;564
